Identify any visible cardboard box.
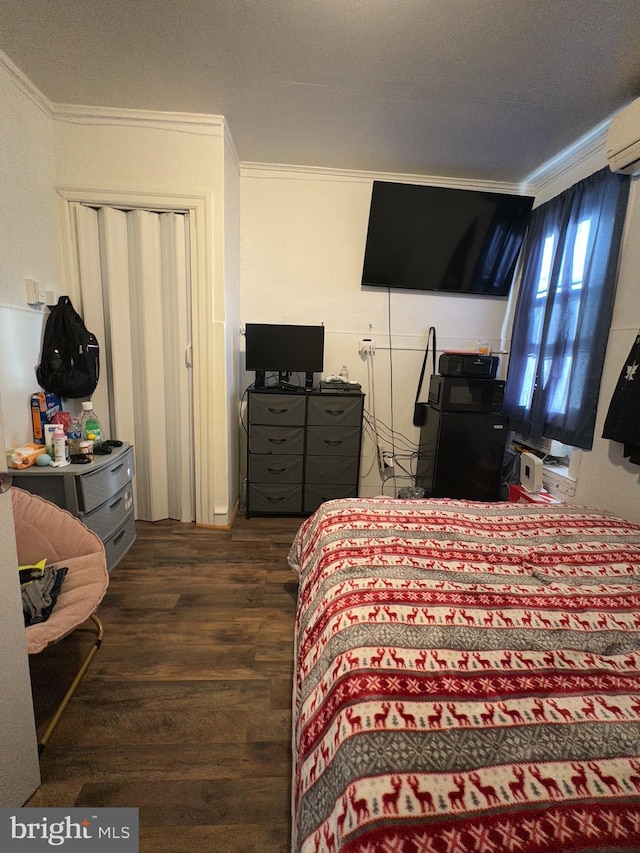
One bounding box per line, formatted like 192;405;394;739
31;392;63;444
508;484;563;505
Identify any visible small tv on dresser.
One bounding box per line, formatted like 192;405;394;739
245;323;324;389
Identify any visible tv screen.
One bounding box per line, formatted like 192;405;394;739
245;323;325;373
361;181;534;297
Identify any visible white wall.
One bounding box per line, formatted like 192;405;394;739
0;55;45;804
239;166;519;497
1;48;241;525
574;179;640;521
3;49;639;522
0;55;61;448
52;110;239;526
239;158;640;520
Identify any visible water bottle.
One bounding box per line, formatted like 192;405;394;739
80;401;104;448
339;364;349;381
66;418;83;456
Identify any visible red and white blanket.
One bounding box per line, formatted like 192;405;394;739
289;498;640;853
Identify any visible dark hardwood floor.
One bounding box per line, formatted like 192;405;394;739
26;515;303;852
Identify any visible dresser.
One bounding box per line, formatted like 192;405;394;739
12;442;136;571
246;390;364;517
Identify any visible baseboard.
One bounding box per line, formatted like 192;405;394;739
195;499;239;530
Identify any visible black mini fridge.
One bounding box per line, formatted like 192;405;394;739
416;406;509;501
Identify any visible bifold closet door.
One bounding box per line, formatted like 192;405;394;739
72;203;194;523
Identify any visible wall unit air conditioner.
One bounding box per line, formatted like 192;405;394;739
607;97;640;175
512;432;572;459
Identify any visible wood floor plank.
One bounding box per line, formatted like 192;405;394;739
73;777;291;824
27;515;302;852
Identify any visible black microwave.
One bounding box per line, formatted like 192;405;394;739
428;375;505;412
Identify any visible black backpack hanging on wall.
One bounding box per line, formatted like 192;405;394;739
36;296;100;399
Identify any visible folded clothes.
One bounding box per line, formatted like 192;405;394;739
21;565;68;626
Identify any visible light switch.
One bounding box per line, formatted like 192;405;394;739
25;278;39;304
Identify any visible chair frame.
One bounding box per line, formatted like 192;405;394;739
36;613;104;754
12;486;109;756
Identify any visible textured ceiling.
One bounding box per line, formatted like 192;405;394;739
2;0;640;181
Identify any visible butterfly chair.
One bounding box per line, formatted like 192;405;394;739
11;486;109;754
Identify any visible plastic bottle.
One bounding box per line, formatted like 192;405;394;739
52;424;67;463
80;401;104;448
339;364;349;381
66;417;83;456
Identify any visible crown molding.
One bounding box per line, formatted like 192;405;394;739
521;119;610;197
0;49;54;117
2;46;613;197
51;102;226;137
240;160;524;192
1;49;228;138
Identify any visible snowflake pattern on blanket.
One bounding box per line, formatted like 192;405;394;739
289;498;640;853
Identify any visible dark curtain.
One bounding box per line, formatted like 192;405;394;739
503;168;629;449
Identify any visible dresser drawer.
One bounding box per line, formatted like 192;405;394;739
306;426;362;457
248;454;303;483
249;394;306;425
83;481;135;540
304;484;358;514
248;483;303;514
307;395;363;427
103;511;136;572
249;425;304;455
305;455;359;485
76;446;135;514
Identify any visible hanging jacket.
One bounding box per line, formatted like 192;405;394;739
602;331;640;464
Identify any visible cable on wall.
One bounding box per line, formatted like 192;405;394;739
360;289;421;490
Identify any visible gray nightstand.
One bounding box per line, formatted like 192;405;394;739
12;443;136;570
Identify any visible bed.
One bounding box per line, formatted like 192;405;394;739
288;497;640;853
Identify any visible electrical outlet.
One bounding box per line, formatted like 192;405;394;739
358;338;375;357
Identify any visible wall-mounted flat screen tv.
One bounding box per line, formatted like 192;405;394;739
361;181;534;297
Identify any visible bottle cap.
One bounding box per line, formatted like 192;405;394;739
82;401;93;410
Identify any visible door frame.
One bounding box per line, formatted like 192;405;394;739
57;188;217;527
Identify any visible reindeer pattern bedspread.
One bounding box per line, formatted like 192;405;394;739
289;498;640;853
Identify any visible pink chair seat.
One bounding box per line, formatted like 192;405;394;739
11;487;109;654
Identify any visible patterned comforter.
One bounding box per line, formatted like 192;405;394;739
288;498;640;853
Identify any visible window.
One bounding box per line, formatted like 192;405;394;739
504;168;629;450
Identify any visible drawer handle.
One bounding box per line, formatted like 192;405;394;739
326;409;345;416
268;407;288;415
109;497;123;510
113;529;126;545
267;467;286;474
267;437;288;444
110;463;124;473
325;440;343;447
266;495;286;503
